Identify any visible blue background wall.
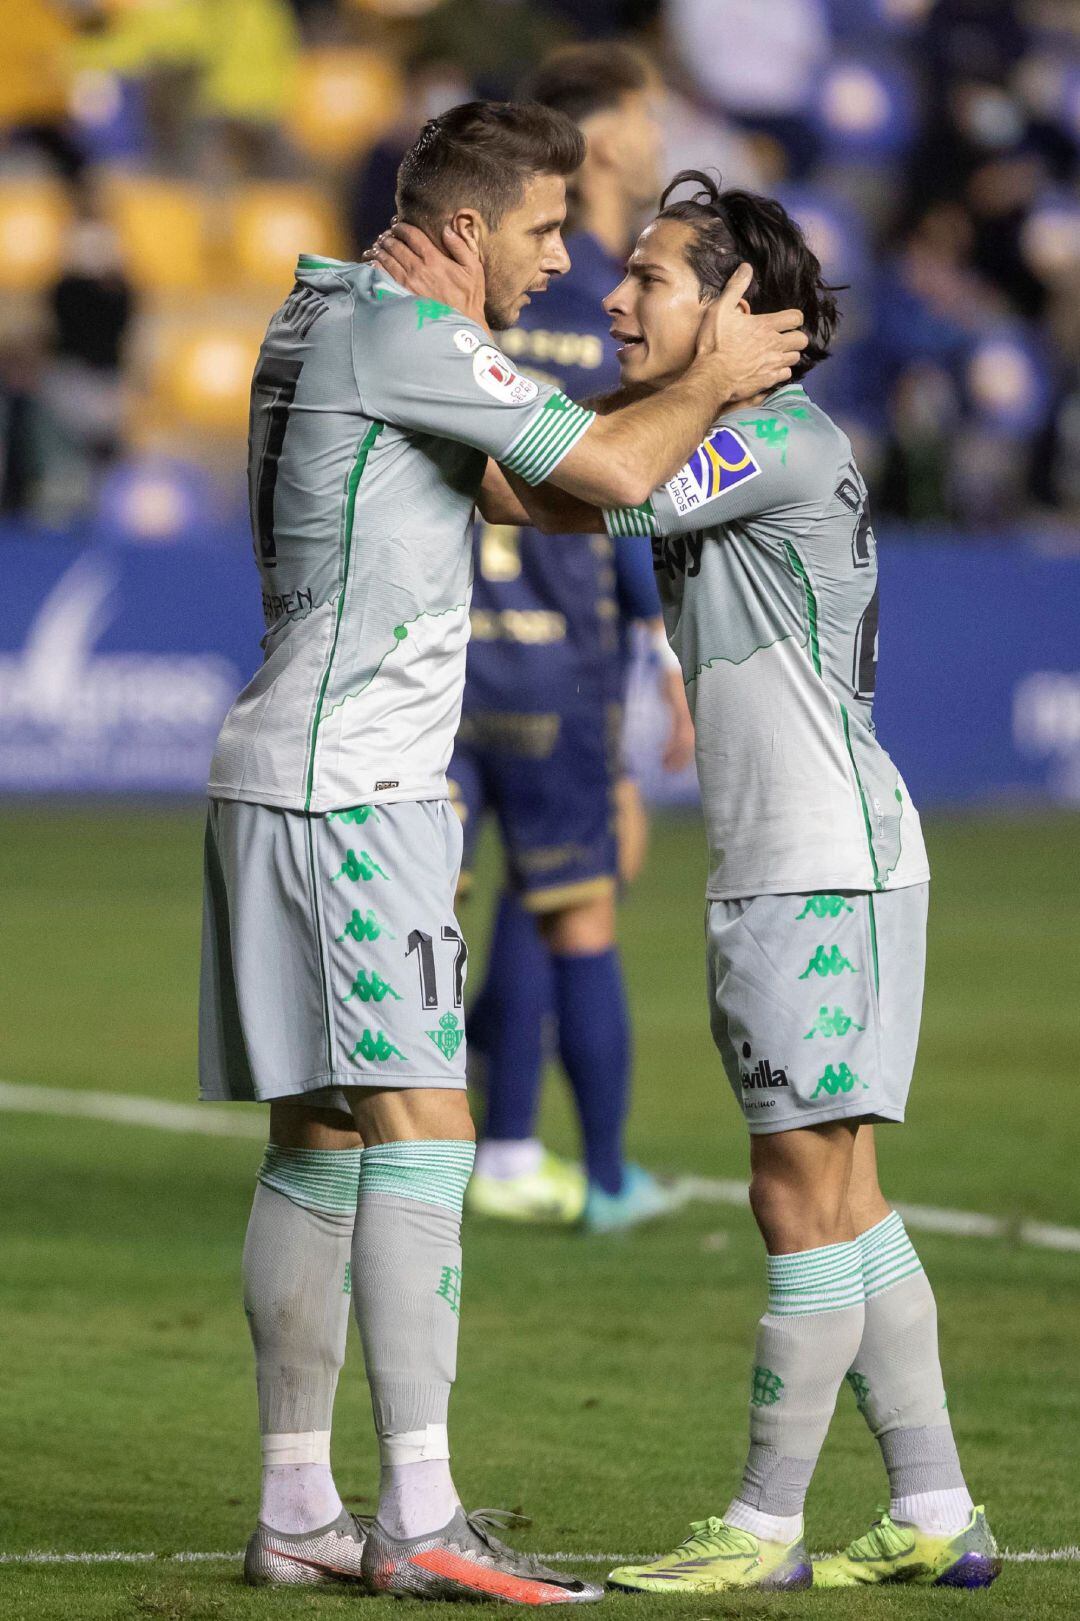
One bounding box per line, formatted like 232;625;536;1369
2;527;1078;806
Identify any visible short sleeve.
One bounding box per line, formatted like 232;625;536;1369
357;298;595;485
604;418;820;539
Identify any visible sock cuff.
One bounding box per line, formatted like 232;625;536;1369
858;1210;924;1298
257;1145;362;1216
766;1239;864;1315
358;1140;475;1213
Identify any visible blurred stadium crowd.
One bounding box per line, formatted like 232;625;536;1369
2;0;1078;543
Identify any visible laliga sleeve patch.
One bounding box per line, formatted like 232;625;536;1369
664;426;761;517
453;328;480;354
472;345;540;406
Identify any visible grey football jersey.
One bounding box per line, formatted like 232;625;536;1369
209;257;594;812
606;384;929;899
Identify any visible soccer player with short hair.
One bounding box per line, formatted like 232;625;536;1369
200;102;806;1598
450;42;690;1232
396;168;1000;1592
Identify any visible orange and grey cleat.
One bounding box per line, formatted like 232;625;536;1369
361;1508;604;1603
243;1507;371;1586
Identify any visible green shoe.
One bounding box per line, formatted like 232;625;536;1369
608;1517;811;1593
464;1151;585;1225
813;1507;1001;1588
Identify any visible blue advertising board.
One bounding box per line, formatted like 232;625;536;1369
1;530;1078;806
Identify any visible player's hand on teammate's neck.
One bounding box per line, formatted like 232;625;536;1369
372;219;490;334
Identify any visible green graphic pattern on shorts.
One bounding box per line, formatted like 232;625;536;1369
348;1029;405;1064
804;1005;865;1039
331;848;389;883
811;1063;868;1097
358;1140;476;1214
342;969;402;1004
797;895;854;920
426;1011;464;1061
799;944;857;978
337;908;393;942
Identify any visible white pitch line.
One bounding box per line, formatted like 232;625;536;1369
2;1547;1079;1567
2;1081;1079;1255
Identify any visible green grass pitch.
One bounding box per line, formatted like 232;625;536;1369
1;805;1078;1620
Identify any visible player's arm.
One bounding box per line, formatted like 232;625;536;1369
540;276;807;507
602;409;823;540
370;227;806;509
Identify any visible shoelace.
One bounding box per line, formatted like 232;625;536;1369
464;1509;562;1579
671;1518;758;1559
844;1511;913;1560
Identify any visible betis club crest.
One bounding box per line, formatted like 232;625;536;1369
427;1011;464;1060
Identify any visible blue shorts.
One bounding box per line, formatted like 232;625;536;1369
449;704;620;913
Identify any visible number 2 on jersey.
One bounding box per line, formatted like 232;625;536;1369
838;472;879;700
250;353;304;568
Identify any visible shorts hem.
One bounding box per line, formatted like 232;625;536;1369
200;1070;467;1102
706;873;929;901
743;1103;907;1136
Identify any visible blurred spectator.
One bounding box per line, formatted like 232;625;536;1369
35;219;135;521
666;0;831;176
0;0;1075;536
346;51;472;254
419;0;572;101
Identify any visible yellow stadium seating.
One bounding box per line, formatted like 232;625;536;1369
0;181;72;293
100;174;208;294
141;314;265;435
286;48;403;165
230;183;346;289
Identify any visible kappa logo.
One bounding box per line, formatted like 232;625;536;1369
472;345;539;406
664;426;760;517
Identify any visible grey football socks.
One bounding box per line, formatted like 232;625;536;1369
848;1211;973;1533
243;1144;362;1532
352;1139;475;1537
726;1240;866;1541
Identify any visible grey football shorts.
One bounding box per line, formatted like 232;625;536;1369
199;798;468;1110
705;884;928;1135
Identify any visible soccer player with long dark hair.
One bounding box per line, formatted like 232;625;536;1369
376;169;999;1592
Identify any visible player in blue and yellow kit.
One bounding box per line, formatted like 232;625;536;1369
451;47;693;1232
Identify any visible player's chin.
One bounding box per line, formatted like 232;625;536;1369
617;344;651;380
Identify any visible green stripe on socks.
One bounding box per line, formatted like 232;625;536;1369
257;1144;362;1216
858;1211;924;1297
766;1240;865;1316
359;1140;475;1213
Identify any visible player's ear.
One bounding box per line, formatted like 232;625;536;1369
449;207;485;259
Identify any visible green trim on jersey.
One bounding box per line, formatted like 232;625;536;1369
304;420;385;812
502;393;595;485
782;540;821;673
786;537;882;891
296;253;347;271
319;602;467;723
605;499;658;538
841;703;883;890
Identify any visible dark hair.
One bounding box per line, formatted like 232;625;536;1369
522;43;653;126
396;100;586;231
657;170;841;380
